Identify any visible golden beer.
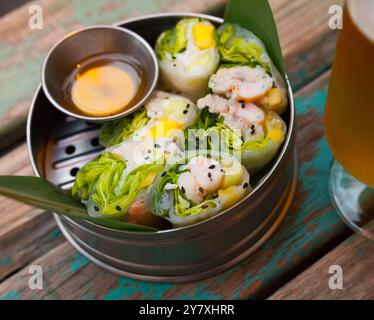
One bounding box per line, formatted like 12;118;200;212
324;0;374;187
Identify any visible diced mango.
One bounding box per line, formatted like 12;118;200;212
267;88;282;106
140;172;157;188
147;117;182;139
268;127;284;143
218;185;246;209
220;159;243;189
192;23;216;50
262;88;285;113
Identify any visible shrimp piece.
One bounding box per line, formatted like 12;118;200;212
197;94;229;113
189;156;223;193
178;171;204;204
235;78;273;102
128;198;149;217
126;195;168;228
209;66;274;102
235;103;265;124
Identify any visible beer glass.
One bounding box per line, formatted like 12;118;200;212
324;0;374;240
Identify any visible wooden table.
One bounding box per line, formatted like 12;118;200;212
0;0;373;300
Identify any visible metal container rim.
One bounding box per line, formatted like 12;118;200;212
27;12;295;237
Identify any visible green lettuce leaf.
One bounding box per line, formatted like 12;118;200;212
185;109;242;154
155;18;198;61
91;163;164;217
217;23;271;73
72;152;123;201
72;153;164;218
99;108;149;147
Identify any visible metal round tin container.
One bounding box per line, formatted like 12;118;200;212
27;13;297;283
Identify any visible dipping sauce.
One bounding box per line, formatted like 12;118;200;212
64;53;144;116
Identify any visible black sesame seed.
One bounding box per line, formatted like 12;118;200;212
176;92;182;95
161;171;166;177
94;206;99;212
202;204;208;209
172;56;176;60
208;172;212;178
239;100;244;103
186;104;190;109
181;186;185;194
173;64;176;67
154;143;161;148
241;103;245;109
243;183;249;189
251;125;255;129
144;156;150;160
208;164;216;169
183;110;188;114
116;205;122;211
147;149;152;154
199;187;205;193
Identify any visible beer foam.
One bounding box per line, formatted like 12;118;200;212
348;0;374;42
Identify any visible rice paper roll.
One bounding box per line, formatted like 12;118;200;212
99;108;150;147
71;152;168;229
241;110;287;173
101;91;199;152
150;152;251;227
216;23;288;114
155;18;220;101
194;97;287;174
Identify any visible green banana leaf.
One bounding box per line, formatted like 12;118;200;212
0;176;158;232
223;0;286;80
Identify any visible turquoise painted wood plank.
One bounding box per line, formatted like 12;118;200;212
0;213;63;282
0;70;351;300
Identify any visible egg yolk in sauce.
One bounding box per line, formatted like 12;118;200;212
65;55;142;117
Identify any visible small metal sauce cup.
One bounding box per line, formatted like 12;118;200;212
41;25;159;122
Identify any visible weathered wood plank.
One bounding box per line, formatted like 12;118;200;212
0;213;64;282
0;0;341;150
0;143;64;281
0;0;226;149
0;70;352;300
270;235;374;300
